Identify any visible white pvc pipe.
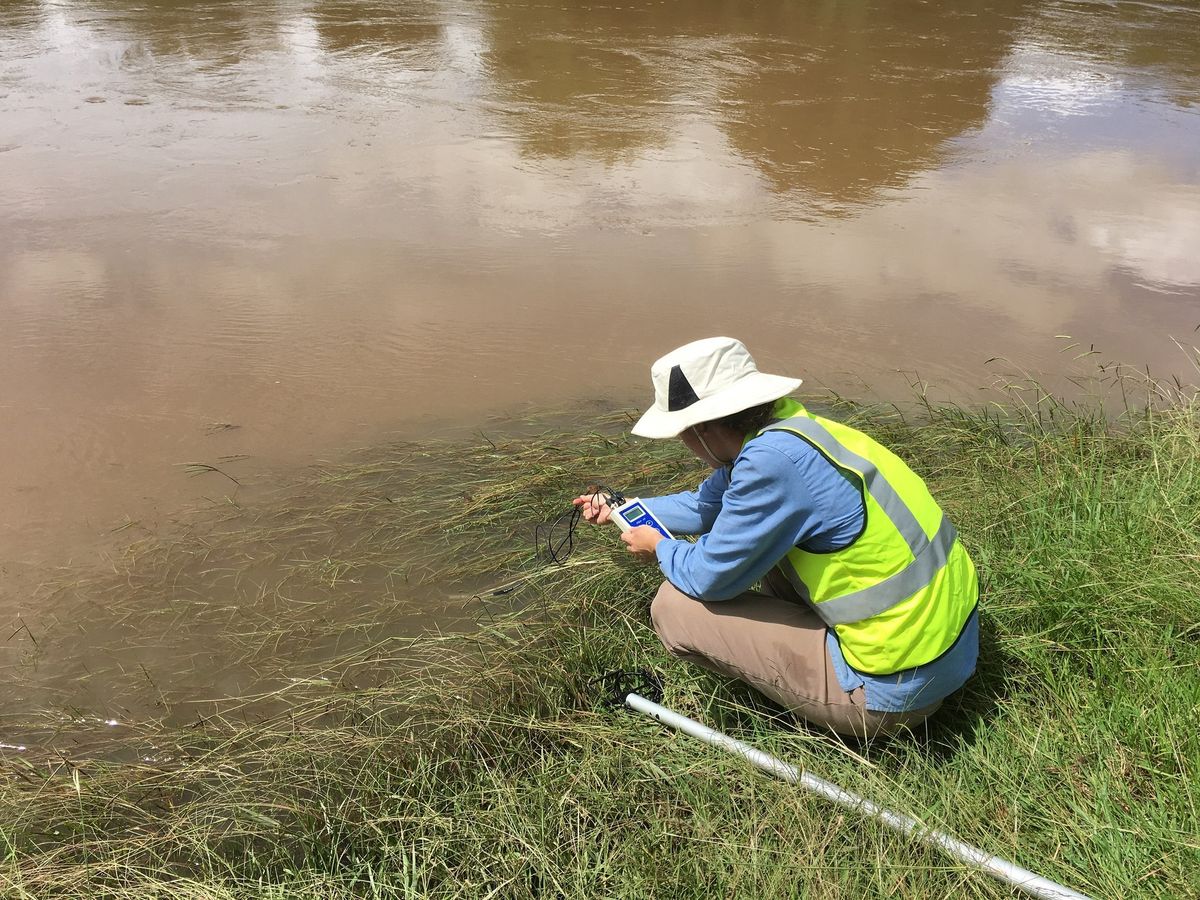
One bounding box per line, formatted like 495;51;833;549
624;692;1092;900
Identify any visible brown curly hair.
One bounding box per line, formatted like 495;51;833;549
710;400;779;436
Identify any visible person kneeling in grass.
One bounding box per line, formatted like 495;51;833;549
575;337;979;738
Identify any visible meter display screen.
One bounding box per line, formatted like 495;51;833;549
616;501;672;538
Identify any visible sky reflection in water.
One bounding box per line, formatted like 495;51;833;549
0;0;1198;566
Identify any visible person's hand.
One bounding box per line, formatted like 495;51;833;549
572;492;613;525
620;525;665;561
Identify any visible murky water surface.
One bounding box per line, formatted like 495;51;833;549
2;0;1199;738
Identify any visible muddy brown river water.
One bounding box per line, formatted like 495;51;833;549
1;1;1199;734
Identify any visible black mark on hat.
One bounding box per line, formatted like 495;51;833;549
667;365;701;411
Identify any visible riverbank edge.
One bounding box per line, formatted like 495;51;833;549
2;387;1198;899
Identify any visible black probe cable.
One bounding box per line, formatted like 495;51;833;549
535;484;625;565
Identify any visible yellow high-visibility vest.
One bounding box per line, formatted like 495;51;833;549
759;398;978;674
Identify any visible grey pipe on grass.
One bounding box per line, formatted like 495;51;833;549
624;692;1092;900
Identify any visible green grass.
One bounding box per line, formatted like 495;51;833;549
1;380;1198;899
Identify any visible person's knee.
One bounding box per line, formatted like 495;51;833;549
650;581;693;652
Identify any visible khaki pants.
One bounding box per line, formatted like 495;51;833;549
649;570;943;739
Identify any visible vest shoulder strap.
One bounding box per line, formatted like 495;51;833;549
763;416;931;554
763;416;958;626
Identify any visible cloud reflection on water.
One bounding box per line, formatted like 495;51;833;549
0;0;1199;570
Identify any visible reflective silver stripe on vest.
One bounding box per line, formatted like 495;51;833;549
764;416;957;626
763;417;929;554
781;517;959;625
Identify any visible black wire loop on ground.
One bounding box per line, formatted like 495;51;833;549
588;669;664;709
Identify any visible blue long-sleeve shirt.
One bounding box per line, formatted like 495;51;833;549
642;430;978;713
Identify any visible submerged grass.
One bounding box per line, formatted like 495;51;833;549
1;377;1198;899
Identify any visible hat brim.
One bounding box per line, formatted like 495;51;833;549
631;373;803;439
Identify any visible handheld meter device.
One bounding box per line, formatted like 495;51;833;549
610;498;673;540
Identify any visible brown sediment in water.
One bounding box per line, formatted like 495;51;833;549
0;409;669;756
2;0;1200;574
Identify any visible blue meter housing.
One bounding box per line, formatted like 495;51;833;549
612;498;673;539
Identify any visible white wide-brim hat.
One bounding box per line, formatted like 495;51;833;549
631;337;802;438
